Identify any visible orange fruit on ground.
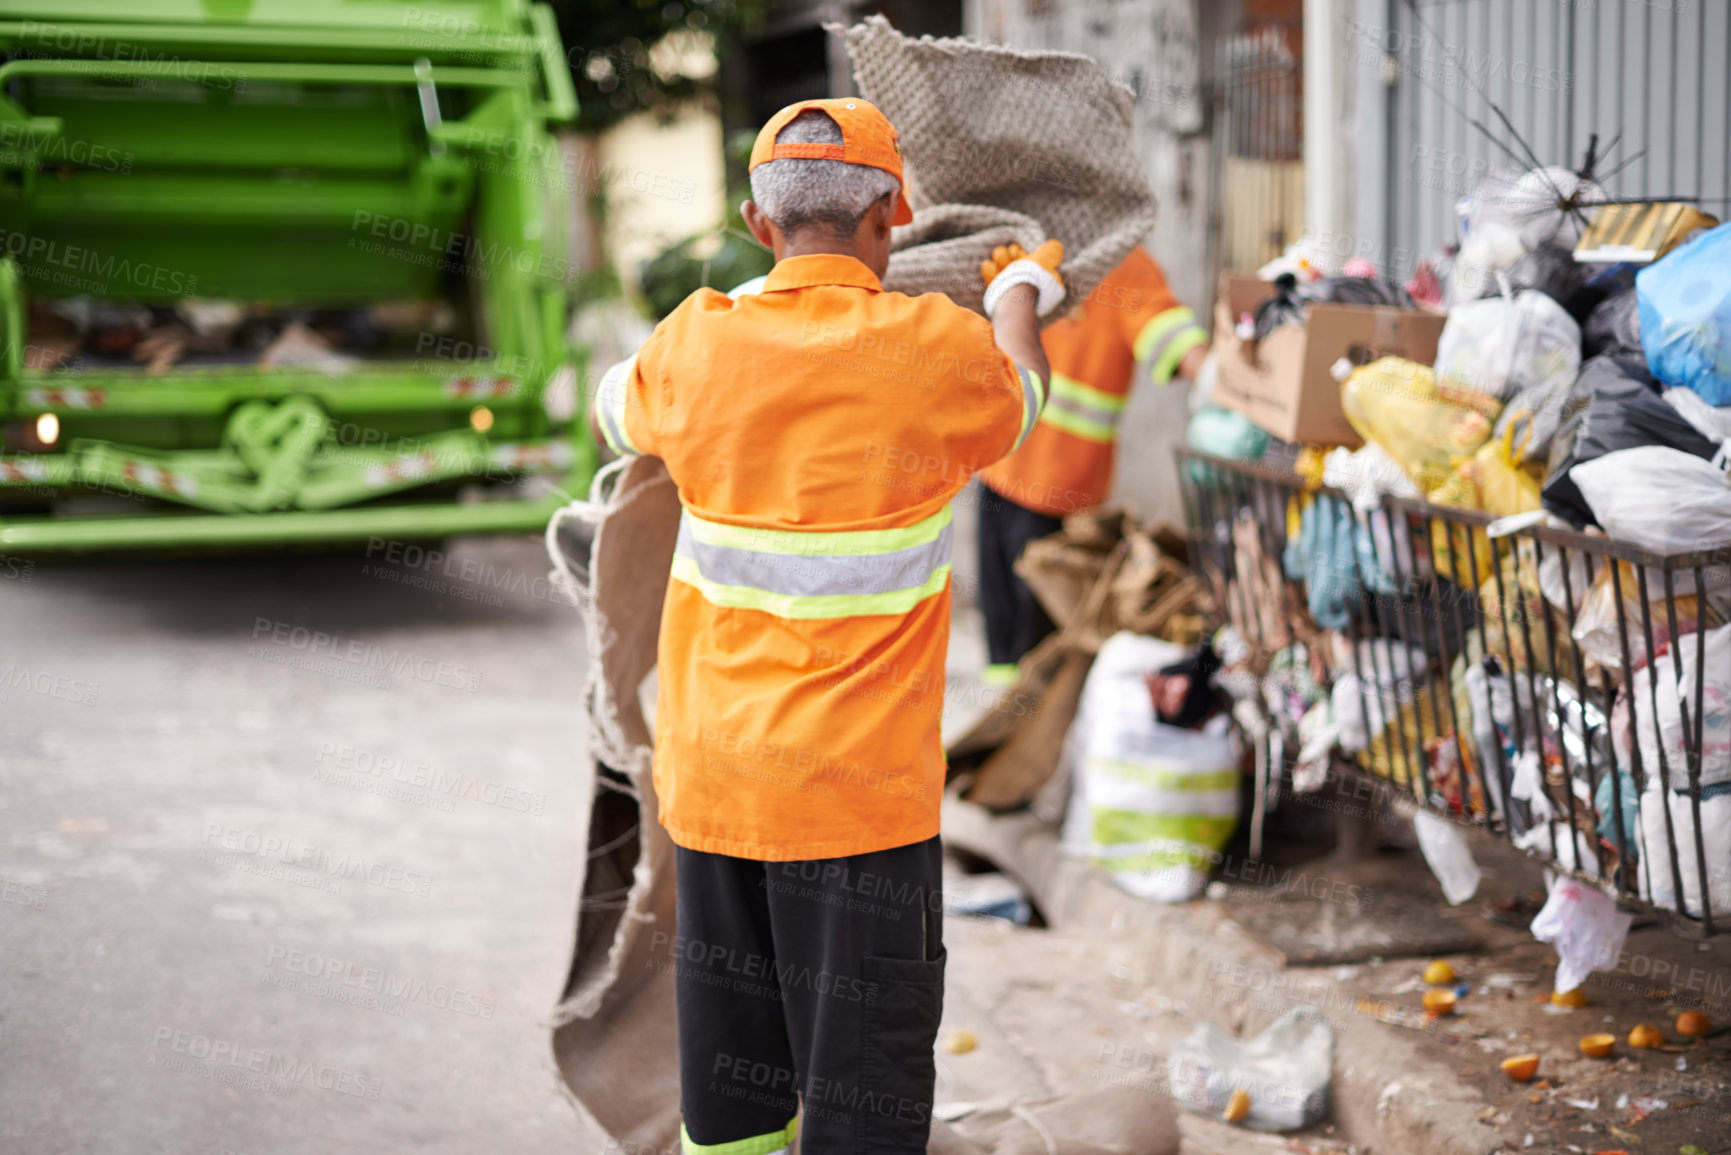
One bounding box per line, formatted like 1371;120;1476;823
1223;1088;1251;1124
1423;988;1458;1015
1578;1033;1615;1058
1551;987;1589;1007
1628;1023;1665;1049
1501;1054;1541;1082
1423;960;1456;985
1676;1010;1712;1037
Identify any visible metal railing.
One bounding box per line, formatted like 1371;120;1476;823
1177;448;1730;935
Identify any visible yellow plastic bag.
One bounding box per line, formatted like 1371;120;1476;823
1340;357;1500;494
1429;422;1543;587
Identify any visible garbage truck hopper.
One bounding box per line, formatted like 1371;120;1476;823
0;0;591;552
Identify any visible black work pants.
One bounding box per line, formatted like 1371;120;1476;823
976;484;1064;667
673;836;945;1154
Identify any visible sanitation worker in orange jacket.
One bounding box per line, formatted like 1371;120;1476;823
589;98;1062;1154
974;246;1210;685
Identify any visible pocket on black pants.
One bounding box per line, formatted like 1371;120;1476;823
857;950;945;1153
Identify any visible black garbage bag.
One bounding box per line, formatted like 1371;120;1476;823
1251;273;1307;341
1541;352;1720;526
1582;286;1642;359
1498;243;1591;311
1306;274;1416;309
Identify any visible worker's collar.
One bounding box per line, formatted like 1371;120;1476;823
762;253;882;293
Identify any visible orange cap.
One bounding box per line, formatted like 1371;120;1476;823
748;97;914;226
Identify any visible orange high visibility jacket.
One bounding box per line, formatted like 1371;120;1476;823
980;247;1207;516
594;254;1044;860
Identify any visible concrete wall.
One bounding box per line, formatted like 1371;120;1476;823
960;0;1229;525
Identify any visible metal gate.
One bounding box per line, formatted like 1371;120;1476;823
1360;0;1731;276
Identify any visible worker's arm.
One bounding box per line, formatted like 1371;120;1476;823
989;284;1048;385
1176;343;1208;384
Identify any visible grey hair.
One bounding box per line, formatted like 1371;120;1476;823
749;110;900;237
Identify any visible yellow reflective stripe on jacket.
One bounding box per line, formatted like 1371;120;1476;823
595;355;640;455
1132;306;1208;384
1038;371;1126;443
1011;363;1046;452
672;505;953;619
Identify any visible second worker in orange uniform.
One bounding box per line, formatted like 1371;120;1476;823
974;246;1211;685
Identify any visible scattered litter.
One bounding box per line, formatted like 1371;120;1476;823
1377;1081;1401;1116
1630;1096;1667;1113
1486;973;1535;988
942;1029;978;1055
944;873;1032;924
1530;877;1634;994
1674;1056;1688;1070
1414;810;1482;905
1563;1096;1600;1111
1168;1008;1332;1132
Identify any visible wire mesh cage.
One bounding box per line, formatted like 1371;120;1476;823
1176;447;1731;936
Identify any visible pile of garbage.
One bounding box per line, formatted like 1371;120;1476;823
1186;167;1731;922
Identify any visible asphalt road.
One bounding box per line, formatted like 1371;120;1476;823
0;535;595;1154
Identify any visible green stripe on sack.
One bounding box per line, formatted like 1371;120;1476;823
671;554;950;619
684;505;951;557
681;1118;798;1155
1088;762;1239;792
1089;808;1239;850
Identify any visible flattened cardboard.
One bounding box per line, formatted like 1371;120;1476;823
1209;272;1446;446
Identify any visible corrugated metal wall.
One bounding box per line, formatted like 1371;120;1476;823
1368;0;1731;272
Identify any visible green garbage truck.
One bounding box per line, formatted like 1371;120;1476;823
0;1;592;552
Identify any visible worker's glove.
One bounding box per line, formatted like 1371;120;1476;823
981;240;1066;319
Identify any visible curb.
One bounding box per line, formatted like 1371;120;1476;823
942;797;1499;1154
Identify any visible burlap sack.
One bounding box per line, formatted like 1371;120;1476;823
842;15;1158;319
546;455;683;1150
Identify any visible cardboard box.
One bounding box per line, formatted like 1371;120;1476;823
1208;272;1447;446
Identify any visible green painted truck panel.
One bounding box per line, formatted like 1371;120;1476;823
0;0;589;552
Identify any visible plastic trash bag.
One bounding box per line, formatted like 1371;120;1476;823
1570;447;1731;557
1570;559;1725;674
1282;495;1402;630
1663;385;1731;444
1530;876;1634;994
1305;275;1415;309
1429;424;1544;587
1252;273;1308;341
1435;290;1581;410
1541;353;1719;527
1341;357;1498;494
1629;623;1731;791
1414;810;1482;905
1184;405;1268;484
1063;632;1238;903
1583;285;1641;359
1637;221;1731;405
1500;243;1590;308
1637;784;1731;918
1168;1009;1332;1133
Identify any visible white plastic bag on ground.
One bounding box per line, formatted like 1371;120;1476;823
1529;876;1634;994
1570;447;1731;556
1414;811;1482;905
1630;623;1731;790
1168;1009;1332;1132
1063;632;1237;903
1637;786;1731;918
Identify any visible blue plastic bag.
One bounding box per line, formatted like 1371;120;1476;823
1637;222;1731;405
